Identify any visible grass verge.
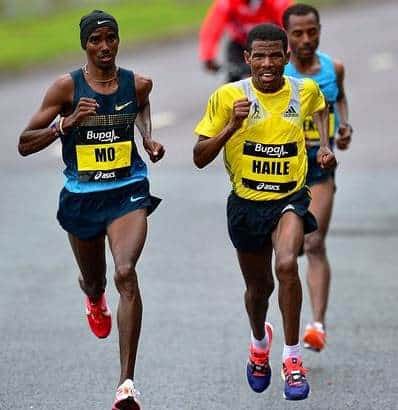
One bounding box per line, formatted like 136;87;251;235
0;0;212;72
0;0;366;73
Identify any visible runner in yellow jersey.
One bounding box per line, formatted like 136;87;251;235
194;23;336;401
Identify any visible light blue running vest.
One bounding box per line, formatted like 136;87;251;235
285;51;339;136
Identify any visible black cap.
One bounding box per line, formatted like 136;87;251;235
79;10;119;49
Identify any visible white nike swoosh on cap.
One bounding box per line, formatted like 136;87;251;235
130;195;146;203
97;20;110;25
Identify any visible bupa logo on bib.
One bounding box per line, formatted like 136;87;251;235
86;129;120;143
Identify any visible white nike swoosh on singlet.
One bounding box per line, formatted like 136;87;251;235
130;195;146;203
115;101;133;111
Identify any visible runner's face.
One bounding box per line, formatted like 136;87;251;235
286;13;320;60
245;40;289;93
86;27;119;69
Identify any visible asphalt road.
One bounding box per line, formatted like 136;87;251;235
1;1;397;409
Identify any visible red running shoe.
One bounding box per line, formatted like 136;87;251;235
112;379;141;410
85;293;112;339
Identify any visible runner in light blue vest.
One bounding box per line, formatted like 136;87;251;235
283;3;353;353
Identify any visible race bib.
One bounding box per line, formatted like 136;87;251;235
241;141;298;193
75;121;133;182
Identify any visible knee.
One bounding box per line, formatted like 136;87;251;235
114;263;138;298
275;253;298;282
304;231;326;256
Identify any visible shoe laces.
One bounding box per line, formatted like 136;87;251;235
284;359;308;386
88;300;106;322
249;345;269;375
117;380;140;397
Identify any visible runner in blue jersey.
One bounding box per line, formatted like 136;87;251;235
283;4;352;352
18;10;164;409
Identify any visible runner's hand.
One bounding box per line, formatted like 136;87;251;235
228;98;251;132
204;60;221;72
63;98;99;131
317;146;337;169
143;137;165;163
335;123;353;150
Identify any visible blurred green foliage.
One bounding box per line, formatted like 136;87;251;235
0;1;212;71
0;0;363;72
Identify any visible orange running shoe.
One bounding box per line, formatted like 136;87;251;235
303;323;326;352
85;293;112;339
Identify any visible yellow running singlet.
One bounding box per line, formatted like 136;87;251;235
195;76;325;201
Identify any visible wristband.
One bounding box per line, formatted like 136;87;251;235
59;117;66;135
50;122;60;138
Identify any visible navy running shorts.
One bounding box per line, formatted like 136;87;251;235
306;145;335;187
57;178;161;240
227;187;317;252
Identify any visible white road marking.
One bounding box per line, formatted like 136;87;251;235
50;111;176;158
369;52;395;72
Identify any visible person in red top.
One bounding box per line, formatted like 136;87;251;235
199;0;293;81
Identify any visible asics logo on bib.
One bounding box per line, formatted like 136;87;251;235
94;171;116;180
256;183;280;191
86;130;120;143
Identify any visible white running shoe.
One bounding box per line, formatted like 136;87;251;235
112;379;141;410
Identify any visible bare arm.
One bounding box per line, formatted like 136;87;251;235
313;104;329;149
134;73;164;163
18;74;73;156
193;98;251;168
334;60;352;150
313;104;337;169
18;74;99;157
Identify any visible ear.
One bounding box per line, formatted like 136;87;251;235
244;50;251;65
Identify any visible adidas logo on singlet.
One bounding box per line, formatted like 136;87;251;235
284;105;299;118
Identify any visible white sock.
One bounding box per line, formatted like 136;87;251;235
283;342;301;361
251;329;269;350
313;321;325;332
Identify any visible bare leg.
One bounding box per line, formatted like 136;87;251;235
107;209;147;385
237;242;274;340
272;212;304;345
68;233;106;302
304;178;334;325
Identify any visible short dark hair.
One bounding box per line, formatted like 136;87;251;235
282;4;320;30
246;23;288;53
